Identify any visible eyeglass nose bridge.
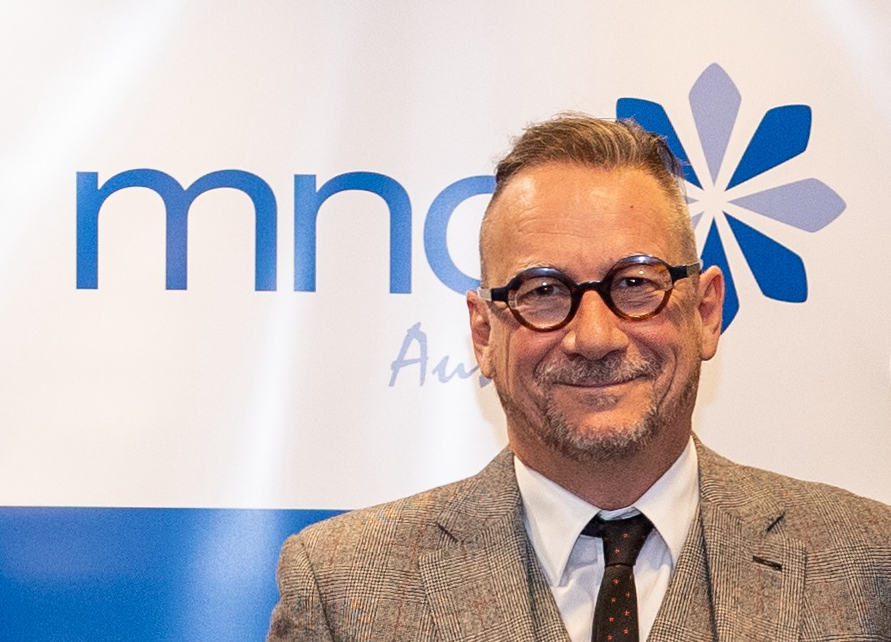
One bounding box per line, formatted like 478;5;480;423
565;277;622;324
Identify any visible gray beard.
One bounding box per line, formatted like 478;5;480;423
498;352;699;463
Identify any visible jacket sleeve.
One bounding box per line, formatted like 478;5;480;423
267;534;335;642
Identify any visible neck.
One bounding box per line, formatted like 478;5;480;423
509;427;691;510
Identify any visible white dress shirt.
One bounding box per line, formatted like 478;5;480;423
514;438;699;642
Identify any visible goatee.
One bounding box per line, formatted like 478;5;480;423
498;352;699;463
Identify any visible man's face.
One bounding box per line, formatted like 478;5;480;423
468;163;723;463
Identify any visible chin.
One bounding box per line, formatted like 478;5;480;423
540;407;661;464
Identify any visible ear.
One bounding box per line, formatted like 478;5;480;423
696;265;724;360
467;290;496;379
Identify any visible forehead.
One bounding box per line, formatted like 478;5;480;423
485;163;681;281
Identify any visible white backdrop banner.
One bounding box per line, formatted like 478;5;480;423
1;2;889;640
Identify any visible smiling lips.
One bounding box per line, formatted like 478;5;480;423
535;353;662;390
559;375;644;389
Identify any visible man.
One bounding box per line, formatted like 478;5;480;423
267;115;891;641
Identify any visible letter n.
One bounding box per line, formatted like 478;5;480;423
293;172;411;292
76;169;277;290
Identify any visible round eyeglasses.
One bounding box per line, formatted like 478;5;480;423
478;255;701;331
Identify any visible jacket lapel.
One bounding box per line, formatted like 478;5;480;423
418;448;569;642
648;510;716;641
697;442;806;642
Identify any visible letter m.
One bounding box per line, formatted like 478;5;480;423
76;169;277;290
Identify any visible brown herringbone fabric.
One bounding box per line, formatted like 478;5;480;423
648;508;716;641
583;514;653;642
267;439;891;641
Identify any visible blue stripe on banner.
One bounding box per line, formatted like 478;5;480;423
0;507;344;642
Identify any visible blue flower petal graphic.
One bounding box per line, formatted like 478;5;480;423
725;213;807;302
616;98;701;188
689;63;740;183
701;219;739;330
727;105;812;189
729;178;846;232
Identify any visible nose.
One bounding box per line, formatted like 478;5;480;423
560;290;630;359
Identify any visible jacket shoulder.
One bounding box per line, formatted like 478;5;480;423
283;447;517;569
297;475;467;551
698;441;891;546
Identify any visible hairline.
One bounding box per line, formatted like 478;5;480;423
478;160;696;285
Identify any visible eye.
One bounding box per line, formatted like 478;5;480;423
514;276;571;303
611;265;671;293
614;275;658;290
528;281;561;297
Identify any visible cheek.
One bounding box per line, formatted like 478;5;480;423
630;322;695;383
493;330;553;389
484;326;513;383
655;329;701;392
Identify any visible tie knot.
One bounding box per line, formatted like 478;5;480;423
582;513;653;567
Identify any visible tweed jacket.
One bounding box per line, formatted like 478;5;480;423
267;441;891;641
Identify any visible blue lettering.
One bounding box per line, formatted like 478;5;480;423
77;168;494;295
389;323;490;387
294;172;412;293
424;175;494;294
76;169;277;290
389;322;428;386
431;356;479;383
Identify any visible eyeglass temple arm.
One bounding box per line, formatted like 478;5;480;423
477;287;506;302
668;261;702;282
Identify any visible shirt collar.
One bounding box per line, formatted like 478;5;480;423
514;437;700;586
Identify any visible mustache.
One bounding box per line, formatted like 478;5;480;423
534;353;661;386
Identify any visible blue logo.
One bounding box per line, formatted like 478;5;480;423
76;170;493;295
617;63;846;329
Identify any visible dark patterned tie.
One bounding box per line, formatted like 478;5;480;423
582;513;654;642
